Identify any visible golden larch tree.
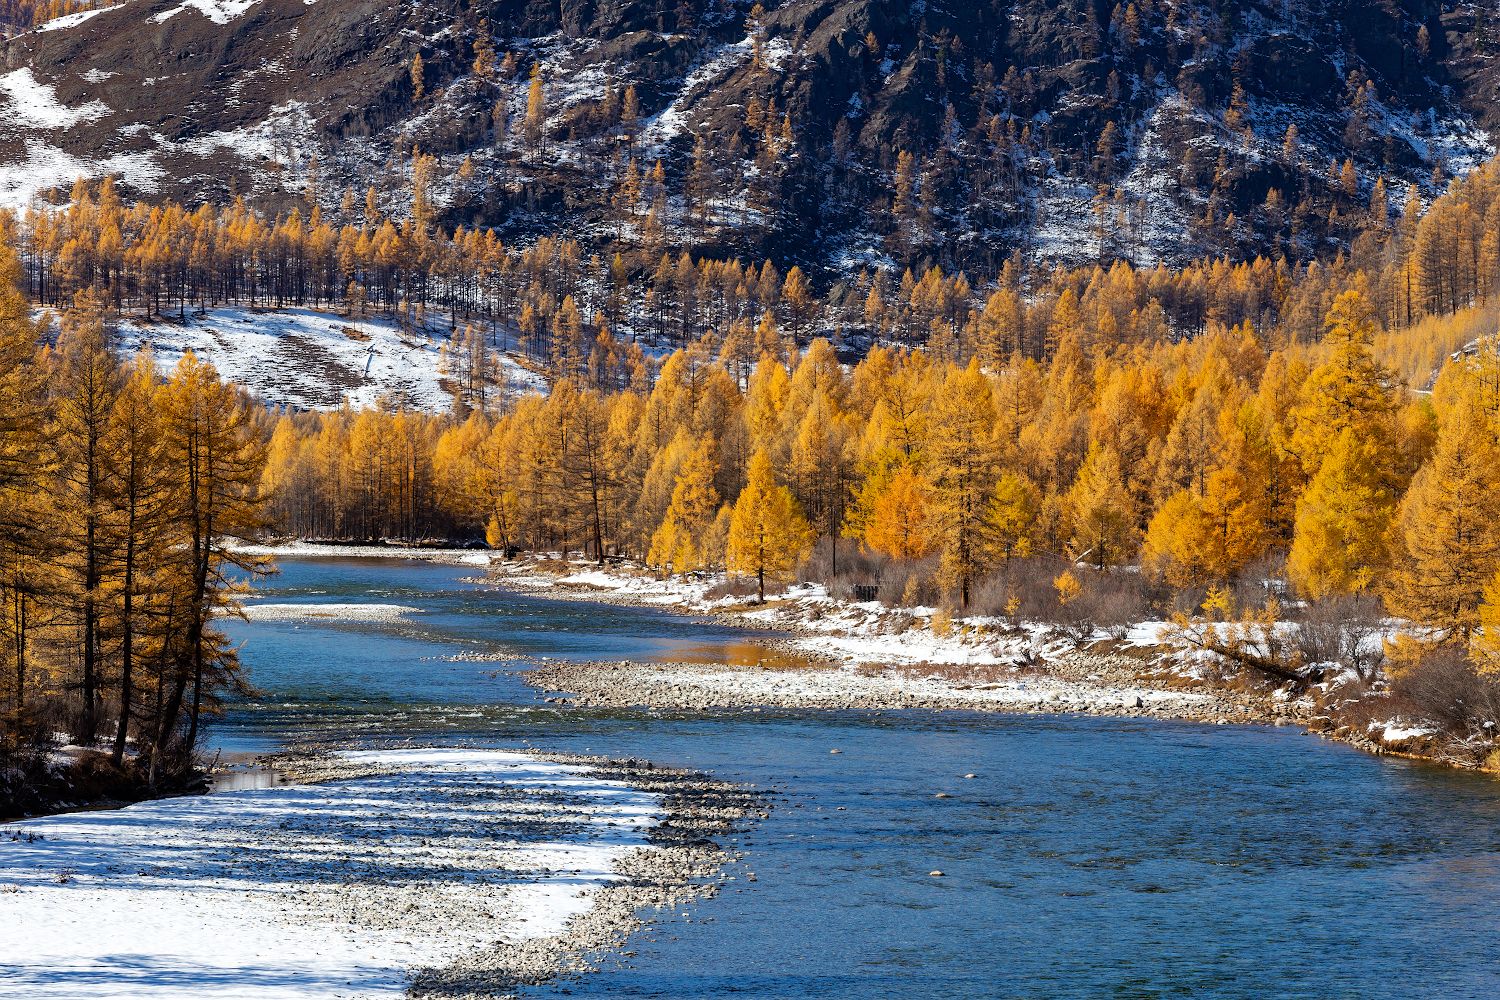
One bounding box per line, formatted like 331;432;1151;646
727;449;813;601
1286;428;1393;600
648;439;721;574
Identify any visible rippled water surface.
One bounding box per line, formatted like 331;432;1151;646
218;557;1500;999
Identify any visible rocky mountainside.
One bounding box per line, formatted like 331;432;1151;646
2;0;1496;273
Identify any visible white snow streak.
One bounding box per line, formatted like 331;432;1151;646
152;0;261;25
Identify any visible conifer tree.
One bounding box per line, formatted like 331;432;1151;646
1065;443;1135;569
1387;411;1500;638
648;439;721;573
929;360;999;606
1287;428;1393;600
987;471;1040;563
857;462;934;561
1288;289;1395;472
410;53;425;101
524;63;547;160
727;449;812;601
50;289;123;745
104;352;172;765
156;354;269;769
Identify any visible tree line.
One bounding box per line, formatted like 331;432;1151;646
257;281;1499;641
0;246;268;786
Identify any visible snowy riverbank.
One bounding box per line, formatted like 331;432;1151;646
0;748;758;999
495;559;1302;725
526;658;1269;722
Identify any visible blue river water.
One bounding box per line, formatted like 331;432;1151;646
217;557;1500;999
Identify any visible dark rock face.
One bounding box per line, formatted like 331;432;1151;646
2;0;1494;271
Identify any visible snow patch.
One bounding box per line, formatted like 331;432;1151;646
0;68;110;129
152;0;261;25
113;307;544;412
231;541;494;566
37;4;123;31
0;141;162;212
240;602;424;624
1377;722;1435;743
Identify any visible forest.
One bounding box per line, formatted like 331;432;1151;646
219;160;1500;762
7;150;1500;775
0;248;267;807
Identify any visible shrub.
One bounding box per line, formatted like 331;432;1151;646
1295;594;1387;681
1384;647;1500;764
705;576;761;600
930;609;953;637
876;554;941;607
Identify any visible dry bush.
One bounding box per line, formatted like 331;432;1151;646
1070;572;1157;639
805;539;884;600
1167;585;1210;617
970;555;1073;619
1387;649;1500;762
968;557;1158;641
1232;553;1288;600
877;554;941;607
705;576;761;600
1295;594;1387;681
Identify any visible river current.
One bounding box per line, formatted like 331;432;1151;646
216;556;1500;999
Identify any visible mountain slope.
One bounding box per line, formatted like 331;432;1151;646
2;0;1494;272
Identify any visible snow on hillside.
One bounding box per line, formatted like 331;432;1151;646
152;0;263;25
0;68;109;129
111;307;545;412
36;4;124;32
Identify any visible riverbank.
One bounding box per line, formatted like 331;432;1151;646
236;545;1450;758
0;746;762;999
493;557;1306;726
234;539;493;566
0;746;205;822
524;657;1292;723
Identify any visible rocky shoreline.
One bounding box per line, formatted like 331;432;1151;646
525;657;1304;725
491;561;1305;727
272;747;767;999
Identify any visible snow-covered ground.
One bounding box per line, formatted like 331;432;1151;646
240;602;425;624
109;307;544;411
37;4;124;32
0;748;660;1000
152;0;263;26
503;564;1064;670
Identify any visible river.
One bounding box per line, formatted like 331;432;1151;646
216;555;1500;999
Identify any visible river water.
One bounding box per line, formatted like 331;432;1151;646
217;556;1500;999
